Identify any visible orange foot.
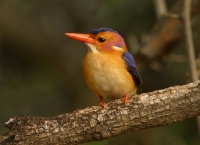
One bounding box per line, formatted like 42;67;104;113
99;96;105;107
99;101;105;107
123;94;129;105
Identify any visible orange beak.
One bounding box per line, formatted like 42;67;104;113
65;33;95;44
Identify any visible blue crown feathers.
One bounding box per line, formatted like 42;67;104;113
90;28;118;34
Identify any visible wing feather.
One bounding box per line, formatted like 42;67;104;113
122;52;143;87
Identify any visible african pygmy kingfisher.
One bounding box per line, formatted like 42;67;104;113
65;28;142;107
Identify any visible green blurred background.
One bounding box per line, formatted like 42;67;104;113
0;0;199;144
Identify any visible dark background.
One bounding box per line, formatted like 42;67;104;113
0;0;200;145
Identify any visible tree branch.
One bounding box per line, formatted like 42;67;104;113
0;81;200;145
135;0;200;61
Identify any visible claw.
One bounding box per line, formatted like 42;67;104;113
99;96;105;107
99;101;105;107
123;94;129;105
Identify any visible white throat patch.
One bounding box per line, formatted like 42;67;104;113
113;46;123;51
85;43;98;53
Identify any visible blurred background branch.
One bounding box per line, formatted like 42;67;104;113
153;0;167;19
135;0;200;62
183;0;200;138
183;0;198;82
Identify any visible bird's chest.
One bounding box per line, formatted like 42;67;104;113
83;52;135;99
83;53;123;83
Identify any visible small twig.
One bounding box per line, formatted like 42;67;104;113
183;0;198;81
153;0;167;19
163;13;180;19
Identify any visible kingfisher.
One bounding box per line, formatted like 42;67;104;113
65;28;142;107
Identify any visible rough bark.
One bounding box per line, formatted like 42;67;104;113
0;81;200;145
135;0;200;61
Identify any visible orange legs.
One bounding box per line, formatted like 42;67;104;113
99;96;105;107
123;94;129;105
99;94;129;107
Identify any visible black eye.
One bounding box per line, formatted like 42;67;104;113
97;37;105;43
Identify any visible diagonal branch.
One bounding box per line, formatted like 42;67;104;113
136;0;200;61
0;81;200;145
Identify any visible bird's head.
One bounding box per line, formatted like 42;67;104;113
65;28;127;54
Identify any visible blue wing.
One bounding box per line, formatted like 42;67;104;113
122;52;143;87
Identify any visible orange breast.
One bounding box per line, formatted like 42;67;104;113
83;51;136;100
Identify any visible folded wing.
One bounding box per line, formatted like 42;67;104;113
122;52;143;87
